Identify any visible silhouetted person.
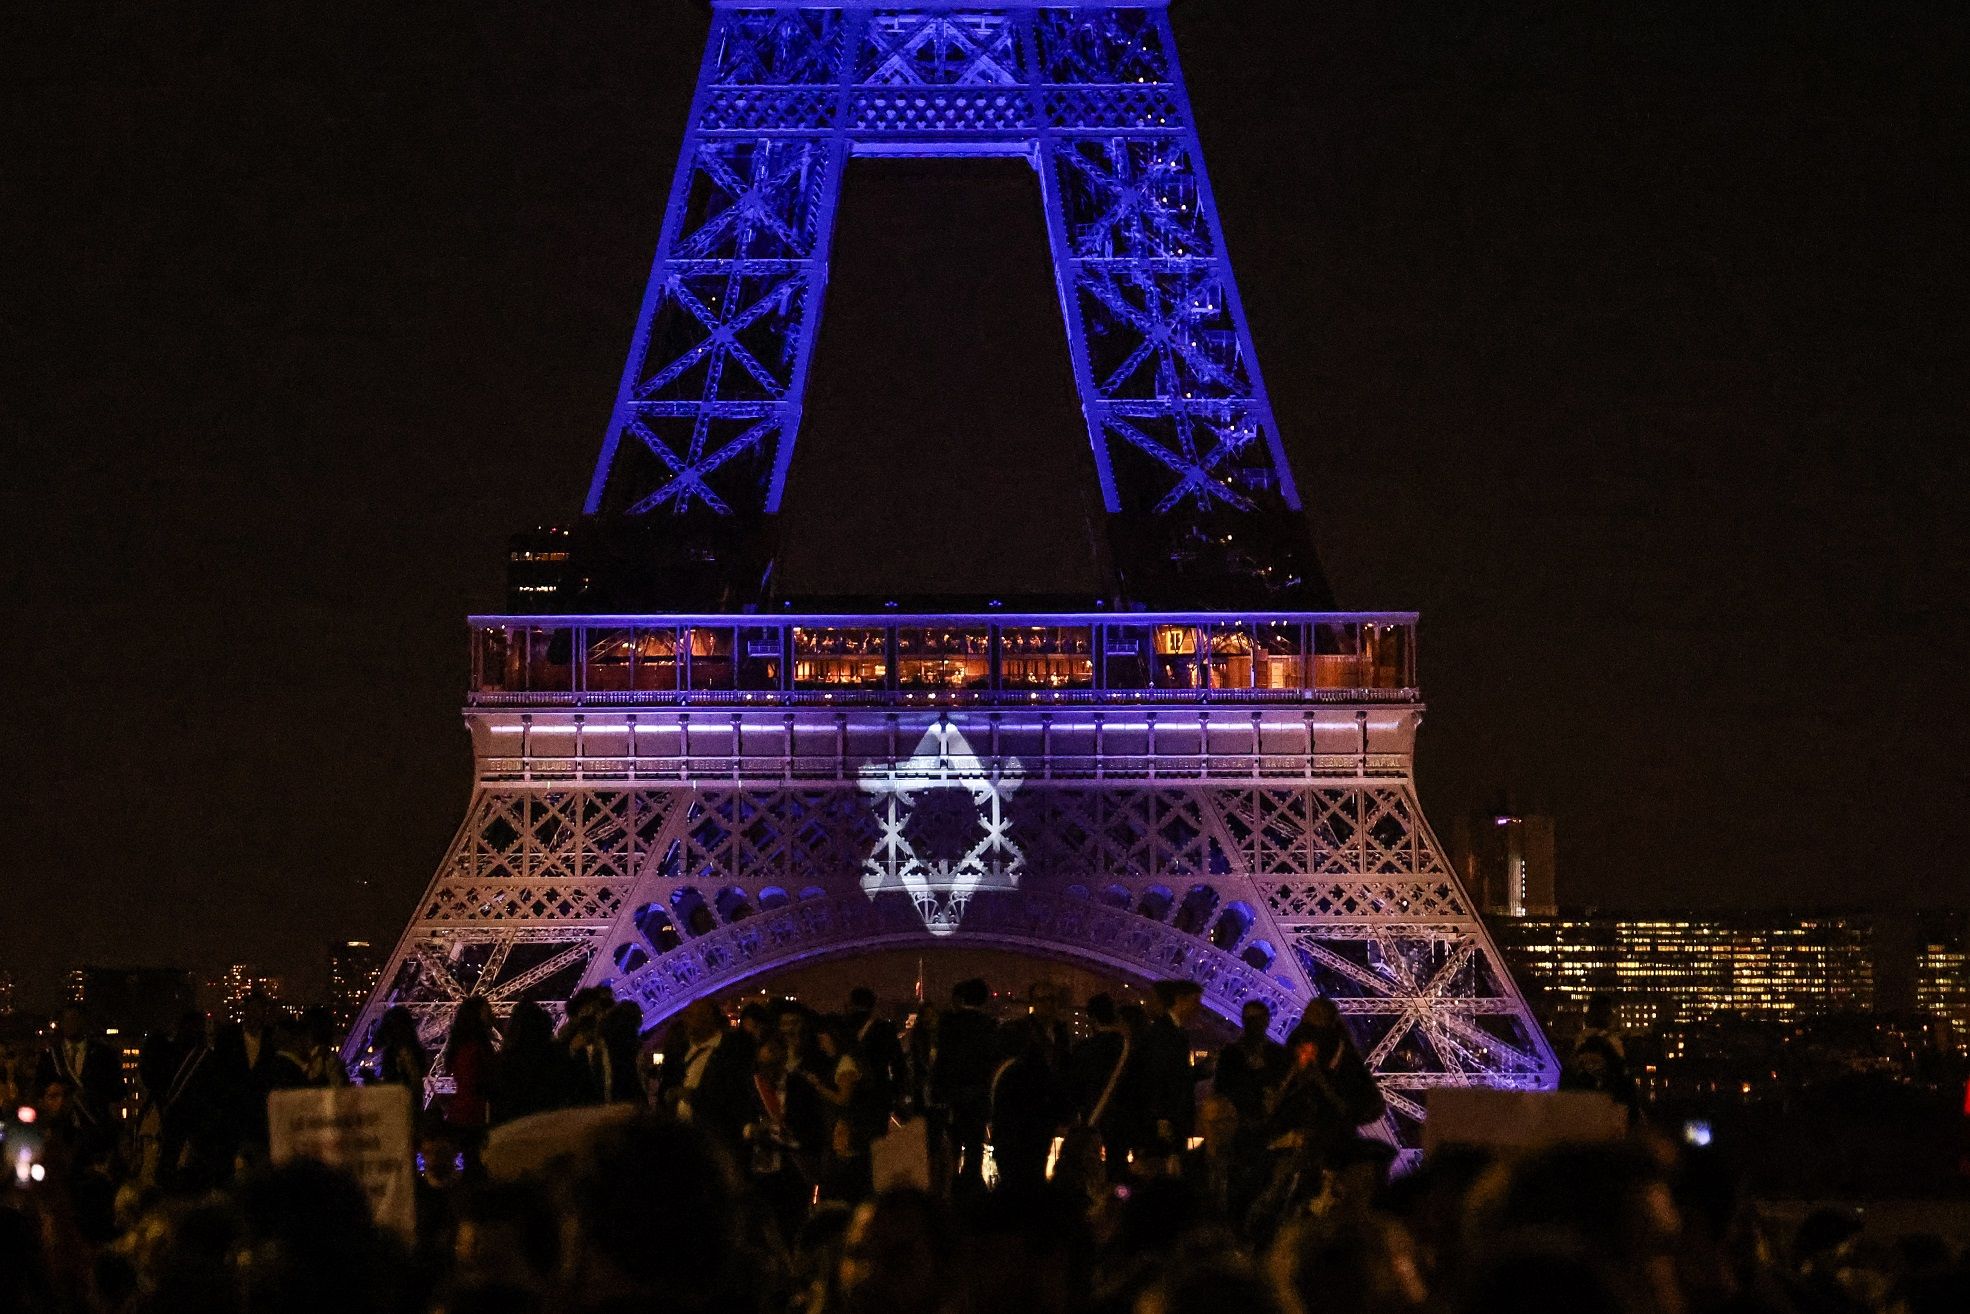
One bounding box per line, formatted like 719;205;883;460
1560;993;1637;1116
237;993;281;1088
235;1156;414;1314
833;1189;955;1314
1266;1002;1384;1170
1462;1142;1684;1314
294;1006;347;1086
444;997;497;1141
990;983;1073;1195
142;1009;227;1189
491;1000;566;1122
559;985;616;1105
1135;1253;1287;1314
558;1116;743;1314
365;1004;430;1092
1213;999;1286;1127
931;978;998;1190
1180;1094;1266;1229
1139;980;1204;1163
265;1015;317;1091
1003;981;1072;1073
747;1034;826;1242
35;1005;123;1154
599;1000;646;1104
809;1017;880;1203
845;985;906;1114
1271;1213;1431;1314
1068;992;1135;1160
671;1000;755;1164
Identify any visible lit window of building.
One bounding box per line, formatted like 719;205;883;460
1491;911;1876;1029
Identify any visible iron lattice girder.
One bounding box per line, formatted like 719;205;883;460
348;707;1563;1139
586;2;1302;522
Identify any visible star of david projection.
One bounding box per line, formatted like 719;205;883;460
859;722;1024;936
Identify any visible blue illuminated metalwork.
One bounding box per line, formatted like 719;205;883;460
584;0;1300;522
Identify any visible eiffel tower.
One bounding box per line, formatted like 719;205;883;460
348;0;1559;1154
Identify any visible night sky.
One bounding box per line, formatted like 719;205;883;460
8;2;1965;1008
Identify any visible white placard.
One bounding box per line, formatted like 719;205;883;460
268;1086;416;1239
870;1116;933;1193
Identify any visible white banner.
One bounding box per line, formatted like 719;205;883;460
268;1086;416;1239
870;1116;933;1193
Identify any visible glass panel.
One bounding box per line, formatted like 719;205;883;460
631;626;679;691
1364;623;1411;688
792;627;888;690
998;625;1093;689
1102;626;1150;689
1152;624;1203;689
1313;622;1363;688
585;628;634;691
526;627;577;692
475;627;517;692
895;626;988;689
684;627;734;690
739;626;784;691
1206;623;1254;688
1253;621;1304;690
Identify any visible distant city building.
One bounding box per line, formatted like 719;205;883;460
506;526;572;611
1912;910;1968;1053
1492;911;1876;1032
327;939;384;1032
76;966;197;1041
0;969;13;1015
205;964;283;1022
65;968;86;1006
1451;811;1556;918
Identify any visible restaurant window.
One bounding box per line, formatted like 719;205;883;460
475;627;518;692
631;627;680;691
793;627;888;690
1101;626;1151;689
525;627;577;692
585;628;634;692
1363;623;1412;689
895;627;988;689
998;626;1093;690
1254;621;1305;690
1152;625;1204;689
739;627;784;691
1312;622;1364;688
1206;624;1254;689
684;627;734;691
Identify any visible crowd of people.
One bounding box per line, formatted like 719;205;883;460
2;980;1965;1314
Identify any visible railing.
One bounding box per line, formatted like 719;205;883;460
465;611;1418;706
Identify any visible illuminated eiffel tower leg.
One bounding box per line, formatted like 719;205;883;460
584;2;1303;530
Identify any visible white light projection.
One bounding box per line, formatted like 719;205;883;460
859;720;1025;934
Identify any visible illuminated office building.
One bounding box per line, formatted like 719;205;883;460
1451;811;1557;918
328;939;384;1032
76;966;197;1040
1492;912;1875;1030
206;964;283;1022
1912;910;1969;1053
506;527;572;612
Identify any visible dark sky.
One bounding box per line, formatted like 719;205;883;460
7;1;1965;1008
